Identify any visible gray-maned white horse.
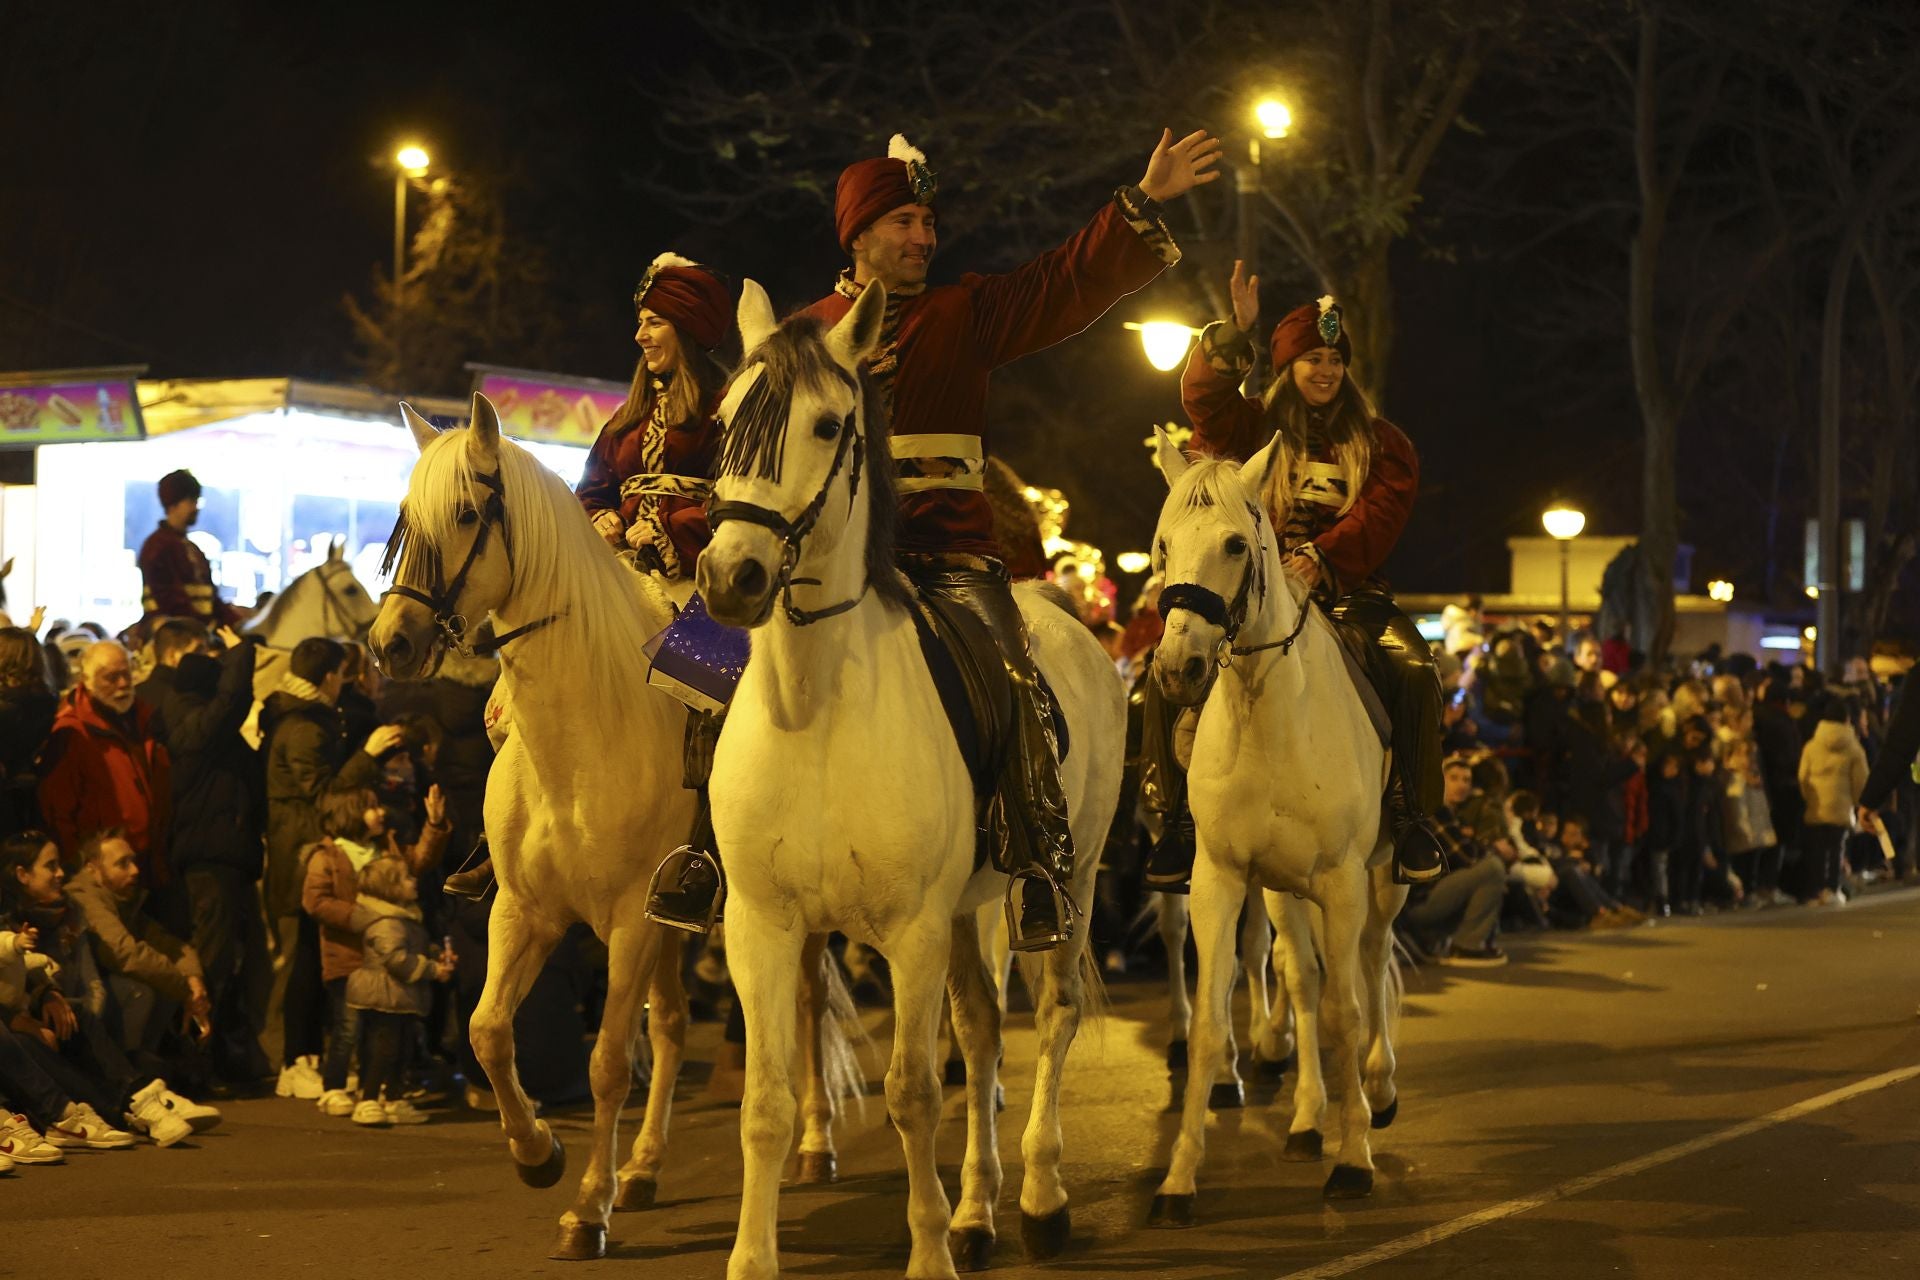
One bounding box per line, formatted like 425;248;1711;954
244;542;382;700
370;396;860;1262
1144;430;1406;1223
697;281;1125;1280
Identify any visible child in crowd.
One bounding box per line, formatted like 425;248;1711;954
1644;748;1687;916
346;857;455;1127
1720;739;1784;907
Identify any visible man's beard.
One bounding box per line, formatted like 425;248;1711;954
186;509;200;527
99;690;136;715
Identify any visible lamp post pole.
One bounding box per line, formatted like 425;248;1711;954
1238;140;1261;395
390;144;430;389
393;170;407;297
1543;503;1586;653
1559;538;1571;654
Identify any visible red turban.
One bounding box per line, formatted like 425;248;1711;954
1270;296;1352;370
157;469;202;507
634;255;732;352
834;135;939;252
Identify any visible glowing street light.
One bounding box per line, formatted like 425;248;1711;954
1707;579;1734;603
396;143;431;176
1542;501;1585;650
1255;98;1293;140
1125;320;1200;372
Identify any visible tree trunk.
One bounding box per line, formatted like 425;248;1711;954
1346;246;1396;408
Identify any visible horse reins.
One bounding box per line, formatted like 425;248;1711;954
384;467;562;664
706;385;869;628
1159;530;1311;669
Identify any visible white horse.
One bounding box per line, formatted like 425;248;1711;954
370;396;858;1261
1144;431;1406;1222
697;281;1125;1280
244;541;383;700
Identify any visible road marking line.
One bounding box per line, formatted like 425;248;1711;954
1277;1063;1920;1279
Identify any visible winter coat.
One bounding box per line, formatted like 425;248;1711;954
1560;706;1635;836
1620;768;1649;845
1645;759;1687;852
0;682;57;839
261;691;380;920
67;870;202;1004
37;687;172;880
345;896;438;1017
1720;771;1777;856
138;643;264;879
302;822;450;983
1799;720;1869;828
7;895;107;1017
1752;702;1807;794
1860;673;1920;813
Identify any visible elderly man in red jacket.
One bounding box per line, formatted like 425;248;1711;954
38;642;174;894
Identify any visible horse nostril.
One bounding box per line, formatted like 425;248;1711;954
1181;655;1207;685
732;558;768;600
384;633;412;668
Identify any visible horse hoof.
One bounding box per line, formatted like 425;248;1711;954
1371;1098;1399;1130
796;1150;838;1184
944;1058;967;1088
1020;1205;1071;1259
1282;1128;1323;1161
1146;1194;1194;1228
614;1175;657;1211
952;1227;995;1272
1166;1040;1188;1071
1208;1081;1245;1110
516;1132;566;1189
1323;1164;1374;1200
549;1221;607;1261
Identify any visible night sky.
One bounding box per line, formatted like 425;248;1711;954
3;3;1910;629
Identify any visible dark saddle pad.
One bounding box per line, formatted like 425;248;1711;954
908;589;1070;867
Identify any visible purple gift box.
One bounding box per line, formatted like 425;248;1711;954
643;592;751;714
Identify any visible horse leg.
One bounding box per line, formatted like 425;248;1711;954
1258;889;1297;1066
1317;871;1376;1199
1362;861;1408;1125
1149;848;1246;1227
1240;893;1283;1076
1275;892;1327;1161
794;933;841;1184
554;914;665;1260
1158;893;1192;1071
726;905;805;1280
470;890;567;1184
616;928;687;1211
1012;898;1094;1259
886;917;959;1280
946;914;1004;1271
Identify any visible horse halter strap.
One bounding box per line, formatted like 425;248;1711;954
384;468;561;659
1160;549;1308;667
707;396;868;628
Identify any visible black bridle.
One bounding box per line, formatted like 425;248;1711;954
706;387;868;628
383;468;560;667
1159;531;1311;669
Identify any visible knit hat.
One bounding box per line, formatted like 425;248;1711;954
157;469;202;507
1270;295;1353;370
834;135;939;253
633;254;733;352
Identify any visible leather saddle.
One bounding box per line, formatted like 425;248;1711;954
907;589;1069;872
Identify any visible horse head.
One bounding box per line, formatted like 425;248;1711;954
1149;427;1288;706
372;394;518;678
698;278;890;629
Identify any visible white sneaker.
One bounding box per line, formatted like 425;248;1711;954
316;1089;357;1117
162;1085;221;1133
350;1099;389;1127
384;1097;430;1126
276;1057;324;1100
0;1151;12;1174
127;1081;197;1147
0;1114;63;1164
49;1102;138;1150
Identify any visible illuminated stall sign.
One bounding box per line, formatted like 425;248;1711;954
0;373;145;448
469;365;627;449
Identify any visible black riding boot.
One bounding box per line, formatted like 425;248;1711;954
907;559;1075;952
1335;587;1447;885
442;838;495;900
1138;666;1199;893
646;710;728;933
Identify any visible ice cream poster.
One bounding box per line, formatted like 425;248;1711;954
472;372;627;449
0;379;145;447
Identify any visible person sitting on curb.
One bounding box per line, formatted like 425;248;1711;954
1396;755;1510;968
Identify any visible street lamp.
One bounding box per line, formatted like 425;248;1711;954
1707;579;1734;603
1239;94;1291;396
1543;501;1585;651
1255;99;1293;139
1125;321;1200;372
393;143;430;288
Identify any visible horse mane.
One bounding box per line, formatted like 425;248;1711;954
245;568;313;642
723;317;912;611
1161;457;1273;619
402;427;671;700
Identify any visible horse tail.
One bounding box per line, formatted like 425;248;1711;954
819;947;872;1118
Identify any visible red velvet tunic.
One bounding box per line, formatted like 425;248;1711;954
801;195;1175;559
137;522;243;627
574;388;721;574
1182;322;1419;593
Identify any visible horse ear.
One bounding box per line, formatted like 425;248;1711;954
1152;426;1190;488
469;392;502;463
1240;431;1283;496
0;557;11;578
329;538;344;563
737;279;778;355
827;279;887;370
399;402;439;453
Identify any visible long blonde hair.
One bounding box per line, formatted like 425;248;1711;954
1257;365;1378;530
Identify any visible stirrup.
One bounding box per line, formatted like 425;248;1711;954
1005;868;1073;954
643;846;726;935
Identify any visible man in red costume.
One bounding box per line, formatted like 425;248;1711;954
137;470;244;632
798;128;1221;949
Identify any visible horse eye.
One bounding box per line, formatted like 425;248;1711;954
457;508;480;527
813;415;841;441
1225;534;1249;556
1155;537;1167;565
344;585;361;597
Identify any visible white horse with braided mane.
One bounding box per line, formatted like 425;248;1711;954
369;395;860;1261
1144;429;1406;1224
697;279;1125;1280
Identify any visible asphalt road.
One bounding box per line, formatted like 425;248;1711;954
13;890;1920;1280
